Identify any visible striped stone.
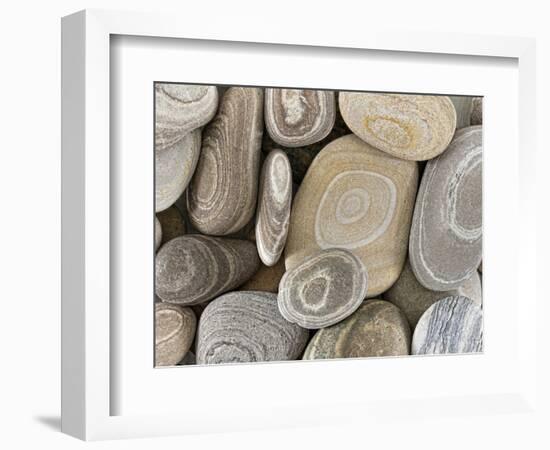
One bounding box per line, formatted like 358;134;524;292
155;303;197;366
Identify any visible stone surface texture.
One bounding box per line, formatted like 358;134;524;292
240;255;286;293
265;89;335;147
155;303;197;366
285;134;418;296
187;87;264;235
303;300;410;360
155;235;260;305
156;205;186;245
197;291;309;364
412;296;483;355
339;92;456;161
449;96;474;129
409;126;482;291
278;248;368;329
471;97;483;125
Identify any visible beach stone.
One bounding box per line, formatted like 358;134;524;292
240;255;286;293
265;88;335;147
155;84;218;151
187;87;263;235
303;300;410;360
385;259;482;328
471;97;483;125
285;134;418;296
409;126;482;291
255;150;292;266
197;291;309;364
449;96;474;129
155;216;162;251
156;129;201;212
155;303;197;366
278;248;368;329
412;296;483;354
156;205;186;245
339;92;456;161
155;235;260;305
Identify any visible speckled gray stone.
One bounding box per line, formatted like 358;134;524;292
412;296;483;355
471;97;483;125
278;248;368;329
155;235;260;305
197;291;309;364
265;89;335;147
187;87;263;235
155;84;218;151
155;129;201;212
155;216;162;251
385;259;482;328
303;300;410;360
156;205;186;245
409;126;482;291
155;303;197;366
449;96;474;129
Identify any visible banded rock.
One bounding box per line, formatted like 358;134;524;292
155;303;197;366
409;126;482;291
155;84;218;151
156;129;201;212
155;235;260;305
255;150;292;266
187;87;264;235
412;296;483;354
278;248;368;329
197;291;309;364
156;205;186;245
265;89;335;147
303;300;410;360
339;92;456;161
285;134;418;296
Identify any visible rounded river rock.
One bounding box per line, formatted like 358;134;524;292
278;248;368;329
303;300;410;360
197;291;309;364
285;134;418;296
155;235;260;305
155;303;197;366
339;92;456;161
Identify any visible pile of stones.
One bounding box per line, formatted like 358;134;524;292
154;84;483;366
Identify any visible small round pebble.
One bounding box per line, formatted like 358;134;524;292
154;216;162;251
155;303;197;366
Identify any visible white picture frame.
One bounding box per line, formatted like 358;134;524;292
61;9;537;441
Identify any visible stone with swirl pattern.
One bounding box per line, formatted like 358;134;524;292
285;134;418;297
187;87;264;235
409;126;482;291
155;303;197;366
339;92;456;161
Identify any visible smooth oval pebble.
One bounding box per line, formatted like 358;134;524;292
155;216;162;251
155;303;197;366
384;259;482;328
409;126;482;291
156;205;186;245
471;97;483;125
197;291;309;364
285;134;418;296
278;248;368;329
412;296;483;354
155;129;201;212
303;300;410;359
155;235;260;305
187;87;264;235
265;88;335;147
240;256;286;293
339;92;456;161
449;96;474;129
255;149;292;266
155;84;218;151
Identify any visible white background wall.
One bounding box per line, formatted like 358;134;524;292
0;0;547;448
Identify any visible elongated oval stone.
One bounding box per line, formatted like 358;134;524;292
155;216;162;251
197;291;309;364
255;150;292;266
265;89;335;147
303;300;410;359
155;84;218;151
412;296;483;354
471;97;483;125
409;126;482;291
155;303;197;366
385;259;482;328
278;248;368;329
187;87;264;235
339;92;456;161
156;205;186;245
155;129;201;212
449;96;474;129
155;235;260;305
285;134;418;296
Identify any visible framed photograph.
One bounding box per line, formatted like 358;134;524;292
61;9;537;441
